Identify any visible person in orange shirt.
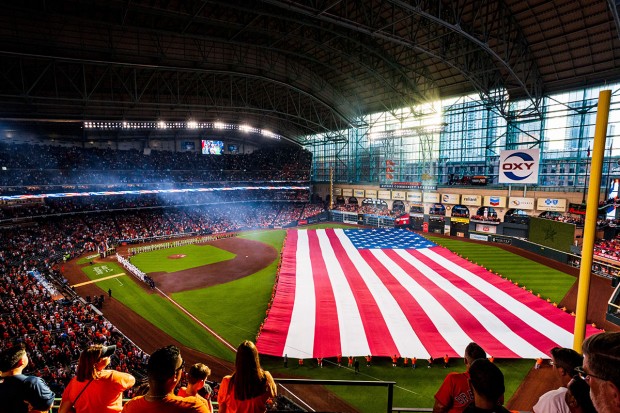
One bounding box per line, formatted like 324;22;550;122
365;355;372;367
392;354;399;367
444;354;450;368
535;357;543;369
433;342;487;413
348;356;353;368
337;354;342;366
177;363;213;413
60;344;135;413
412;357;417;369
217;341;277;413
403;357;409;368
122;345;210;413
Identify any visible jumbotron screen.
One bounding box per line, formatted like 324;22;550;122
201;140;224;155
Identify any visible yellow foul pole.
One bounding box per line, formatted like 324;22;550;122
573;89;611;351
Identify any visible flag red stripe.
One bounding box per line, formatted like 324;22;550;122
431;247;594;334
389;249;519;358
308;230;341;357
411;249;558;357
256;231;298;356
325;229;398;355
359;249;458;357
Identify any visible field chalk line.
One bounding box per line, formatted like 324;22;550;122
72;273;126;288
156;288;237;352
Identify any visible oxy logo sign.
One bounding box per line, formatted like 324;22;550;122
498;149;540;184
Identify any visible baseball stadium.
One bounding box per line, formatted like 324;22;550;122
1;2;620;413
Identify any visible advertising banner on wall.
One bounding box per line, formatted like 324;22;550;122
342;188;353;197
441;193;460;204
508;197;535;210
461;194;482;206
407;191;423;203
365;189;377;199
354;189;365;198
392;190;406;200
484;196;506;208
378;190;391;199
423;192;440;203
476;223;498;233
498;148;540;184
333;187;342;196
536;198;567;212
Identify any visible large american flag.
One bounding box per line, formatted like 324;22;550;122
256;228;599;359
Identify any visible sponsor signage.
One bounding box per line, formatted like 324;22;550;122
461;194;482;206
333;188;342;196
381;182;437;190
378;190;392;199
508;197;535;210
536;198;567;212
441;193;460;204
342;188;353;197
470;233;489;241
484;195;506;208
407;191;423;203
423;192;440;203
498;148;540;184
392;190;406;200
476;223;498;233
354;189;365;198
365;189;377;198
450;217;470;224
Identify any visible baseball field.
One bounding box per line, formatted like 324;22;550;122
70;224;601;413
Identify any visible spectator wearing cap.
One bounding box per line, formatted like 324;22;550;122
581;332;620;413
0;342;55;413
122;345;210;413
533;347;583;413
463;358;510;413
59;344;135;413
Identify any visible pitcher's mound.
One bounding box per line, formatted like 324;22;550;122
168;254;186;259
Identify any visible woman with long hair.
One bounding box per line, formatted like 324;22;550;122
59;344;135;413
217;340;277;413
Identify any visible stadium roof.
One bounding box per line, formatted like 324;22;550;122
0;1;619;145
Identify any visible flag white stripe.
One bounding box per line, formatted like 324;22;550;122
407;249;548;357
283;230;316;357
334;230;429;357
316;229;371;356
373;249;470;355
420;248;574;348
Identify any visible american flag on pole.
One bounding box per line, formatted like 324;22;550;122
256;228;599;359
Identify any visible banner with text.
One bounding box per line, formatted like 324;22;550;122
499;148;540;184
508;197;535;210
461;194;482;206
537;198;567;212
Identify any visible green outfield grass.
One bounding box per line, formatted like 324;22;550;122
79;262;234;361
129;244;235;273
424;235;576;304
261;355;532;411
172;230;285;348
78;226;576;412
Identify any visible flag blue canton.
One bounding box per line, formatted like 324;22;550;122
343;228;437;250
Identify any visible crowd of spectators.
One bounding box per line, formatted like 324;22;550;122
0;189;311;221
0;193;327;399
593;238;620;261
0;143;311;193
